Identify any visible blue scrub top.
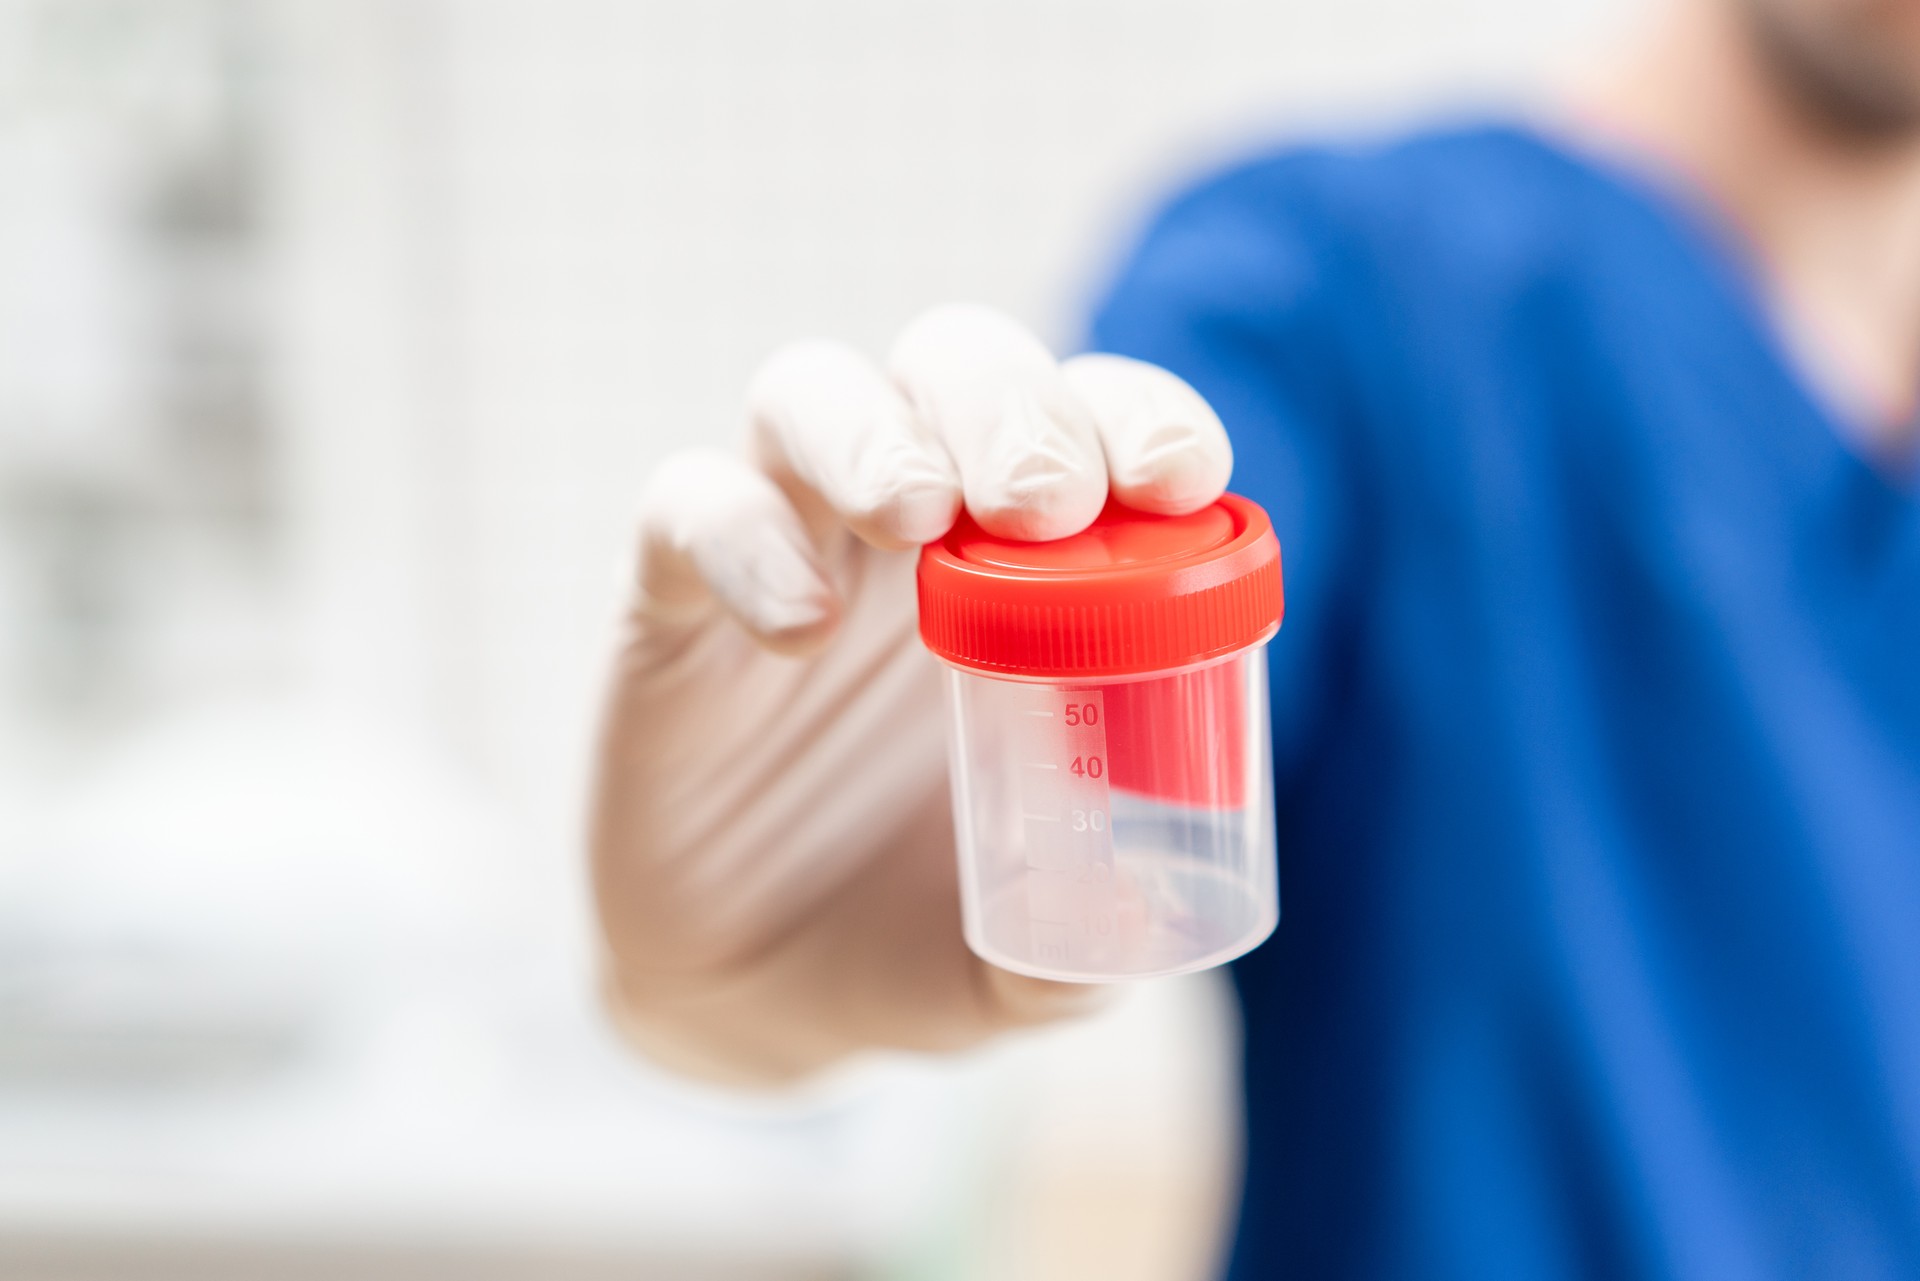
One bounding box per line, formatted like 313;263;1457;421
1089;124;1920;1280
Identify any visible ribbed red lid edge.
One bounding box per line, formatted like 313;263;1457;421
916;493;1283;678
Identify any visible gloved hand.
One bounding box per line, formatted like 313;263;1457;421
592;303;1234;1086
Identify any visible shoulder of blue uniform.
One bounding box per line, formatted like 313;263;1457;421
1152;121;1576;227
1086;143;1349;356
1087;122;1642;553
1254;122;1621;290
1096;141;1354;311
1092;121;1599;332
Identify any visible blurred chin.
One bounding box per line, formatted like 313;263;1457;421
1744;0;1920;137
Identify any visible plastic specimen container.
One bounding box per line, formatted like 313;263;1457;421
917;494;1284;982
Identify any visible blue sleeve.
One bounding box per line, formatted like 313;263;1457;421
1086;159;1371;785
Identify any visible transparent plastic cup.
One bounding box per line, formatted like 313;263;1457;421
940;648;1276;980
918;495;1284;982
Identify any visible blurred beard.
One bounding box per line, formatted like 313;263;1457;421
1743;0;1920;140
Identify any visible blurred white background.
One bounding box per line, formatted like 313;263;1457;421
0;1;1625;1277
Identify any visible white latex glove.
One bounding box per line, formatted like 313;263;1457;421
593;304;1233;1086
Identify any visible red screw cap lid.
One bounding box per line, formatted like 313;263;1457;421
916;492;1283;678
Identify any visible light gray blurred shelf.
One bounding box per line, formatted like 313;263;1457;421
0;952;987;1281
0;1235;841;1281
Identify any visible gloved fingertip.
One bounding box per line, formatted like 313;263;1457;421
850;480;963;550
692;515;844;653
736;571;841;653
755;608;841;658
1062;353;1234;517
889;482;965;545
967;495;1105;541
1109;436;1233;516
957;386;1110;541
967;462;1105;537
